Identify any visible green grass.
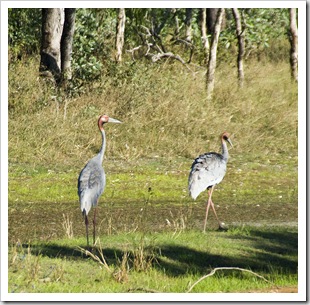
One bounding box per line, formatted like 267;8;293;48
7;56;298;294
9;227;297;293
9;155;297;206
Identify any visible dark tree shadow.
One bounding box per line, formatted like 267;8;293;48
18;227;297;278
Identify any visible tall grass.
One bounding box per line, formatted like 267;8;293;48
7;56;299;295
8;57;297;171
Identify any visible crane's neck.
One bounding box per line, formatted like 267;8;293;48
221;139;229;162
98;128;106;164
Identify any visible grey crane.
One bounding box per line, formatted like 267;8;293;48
188;131;233;232
78;114;122;247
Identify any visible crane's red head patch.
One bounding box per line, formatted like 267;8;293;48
98;115;109;129
222;131;233;147
222;131;230;140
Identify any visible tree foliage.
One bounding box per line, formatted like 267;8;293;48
8;8;41;59
8;8;292;84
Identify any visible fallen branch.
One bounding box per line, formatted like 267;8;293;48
186;267;278;293
127;287;161;293
77;243;112;273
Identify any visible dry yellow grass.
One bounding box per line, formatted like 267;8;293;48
8;57;297;170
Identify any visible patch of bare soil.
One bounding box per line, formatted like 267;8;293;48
244;286;298;293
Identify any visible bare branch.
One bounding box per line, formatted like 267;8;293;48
186;267;277;293
127;287;161;293
128;24;195;74
147;52;195;74
126;45;143;60
77;245;112;273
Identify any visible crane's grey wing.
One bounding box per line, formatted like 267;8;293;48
78;160;105;215
188;153;227;200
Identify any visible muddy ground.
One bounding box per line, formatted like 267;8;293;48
8;201;297;243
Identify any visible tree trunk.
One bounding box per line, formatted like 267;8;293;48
206;8;225;101
200;8;209;64
40;8;76;85
171;8;180;40
232;8;245;87
115;8;126;63
61;8;76;80
289;8;298;82
185;8;192;42
206;9;219;35
40;8;65;82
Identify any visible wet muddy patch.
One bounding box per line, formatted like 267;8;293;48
8;201;298;243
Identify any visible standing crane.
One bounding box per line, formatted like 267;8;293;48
78;114;122;247
188;132;233;232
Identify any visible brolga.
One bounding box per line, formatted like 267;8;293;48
188;132;233;232
78;114;122;247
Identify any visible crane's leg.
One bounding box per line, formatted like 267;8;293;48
209;193;227;230
210;200;221;226
93;206;97;246
203;187;214;232
84;213;89;247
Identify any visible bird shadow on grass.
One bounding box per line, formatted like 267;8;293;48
18;242;124;264
18;228;297;278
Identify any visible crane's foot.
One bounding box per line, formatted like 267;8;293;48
218;222;228;231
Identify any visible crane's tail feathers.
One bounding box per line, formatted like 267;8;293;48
188;183;200;200
189;189;199;200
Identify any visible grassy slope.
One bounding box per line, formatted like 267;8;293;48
7;57;298;294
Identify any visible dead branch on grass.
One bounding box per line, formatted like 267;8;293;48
77;242;112;273
127;287;161;293
186;267;278;293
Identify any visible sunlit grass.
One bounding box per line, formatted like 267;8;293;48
8;227;297;293
9;59;297;166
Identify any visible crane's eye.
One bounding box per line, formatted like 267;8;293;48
100;115;109;124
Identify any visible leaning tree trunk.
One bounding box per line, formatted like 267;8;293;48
40;8;65;82
200;8;209;64
206;8;225;101
289;8;298;82
61;8;76;80
115;8;126;63
232;8;245;87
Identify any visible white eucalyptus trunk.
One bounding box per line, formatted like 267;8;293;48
115;8;126;62
200;8;209;64
206;8;225;101
289;8;298;82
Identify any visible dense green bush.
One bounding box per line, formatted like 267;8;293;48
8;8;41;60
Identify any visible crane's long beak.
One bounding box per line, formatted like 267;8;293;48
108;117;122;124
227;138;233;147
